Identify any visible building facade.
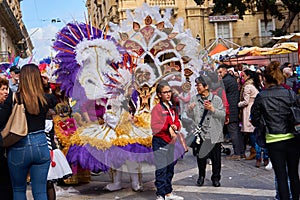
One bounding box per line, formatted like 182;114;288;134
0;0;33;62
86;0;300;48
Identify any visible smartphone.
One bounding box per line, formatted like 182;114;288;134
204;100;211;104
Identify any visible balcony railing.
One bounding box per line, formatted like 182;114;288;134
147;0;176;6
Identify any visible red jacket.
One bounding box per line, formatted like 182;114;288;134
151;102;181;143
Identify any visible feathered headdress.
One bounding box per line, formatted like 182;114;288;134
38;57;58;83
53;22;133;99
0;63;11;77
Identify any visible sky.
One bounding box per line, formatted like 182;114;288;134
21;0;87;61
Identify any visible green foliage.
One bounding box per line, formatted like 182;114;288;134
193;0;205;5
212;0;247;19
269;28;288;37
281;0;300;13
211;0;300;33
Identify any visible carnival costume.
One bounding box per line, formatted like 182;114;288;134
52;3;202;191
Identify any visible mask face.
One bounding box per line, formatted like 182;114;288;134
55;102;71;117
58;118;76;136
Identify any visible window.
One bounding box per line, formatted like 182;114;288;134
216;22;230;38
260;20;274;37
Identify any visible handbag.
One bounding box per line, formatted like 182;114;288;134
1;93;28;147
288;90;300;135
183;109;208;156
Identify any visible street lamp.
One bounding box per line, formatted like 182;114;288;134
51;18;61;23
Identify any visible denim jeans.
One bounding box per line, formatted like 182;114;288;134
7;130;50;200
255;143;268;160
152;136;175;197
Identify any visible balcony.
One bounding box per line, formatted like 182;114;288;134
147;0;176;7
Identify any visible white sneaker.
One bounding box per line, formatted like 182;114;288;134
156;195;165;200
165;192;184;200
265;161;273;171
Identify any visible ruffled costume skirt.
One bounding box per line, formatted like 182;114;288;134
47;149;72;181
54;112;185;173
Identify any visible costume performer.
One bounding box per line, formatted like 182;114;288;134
52;3;202;192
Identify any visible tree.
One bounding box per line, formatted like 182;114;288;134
193;0;205;5
195;0;300;36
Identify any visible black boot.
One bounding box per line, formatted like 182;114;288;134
196;176;204;186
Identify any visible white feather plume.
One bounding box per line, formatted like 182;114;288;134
163;8;173;28
126;9;134;22
173;17;184;33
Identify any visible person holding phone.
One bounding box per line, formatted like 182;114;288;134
187;75;225;187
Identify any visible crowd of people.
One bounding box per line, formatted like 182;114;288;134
0;60;300;200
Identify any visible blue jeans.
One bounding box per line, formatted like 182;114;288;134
7;130;50;200
152;136;175;197
255;143;269;160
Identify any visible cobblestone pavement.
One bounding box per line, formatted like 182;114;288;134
27;145;278;200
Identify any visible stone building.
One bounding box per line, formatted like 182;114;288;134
0;0;33;62
86;0;300;48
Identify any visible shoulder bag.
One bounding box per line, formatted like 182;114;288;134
1;93;28;147
185;95;214;156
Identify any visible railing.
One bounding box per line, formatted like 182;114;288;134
147;0;176;6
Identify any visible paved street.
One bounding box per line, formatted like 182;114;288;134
27;145;277;200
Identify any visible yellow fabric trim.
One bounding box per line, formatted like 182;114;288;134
78;136;152;150
53;115;81;154
266;133;294;143
134;113;151;129
53;112;153;151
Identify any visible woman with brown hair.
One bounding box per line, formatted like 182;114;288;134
7;64;51;200
239;69;259;161
251;61;300;200
0;77;13;200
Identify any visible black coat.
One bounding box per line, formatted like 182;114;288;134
0;90;12;131
222;74;239;123
251;85;294;134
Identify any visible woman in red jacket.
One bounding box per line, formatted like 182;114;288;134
151;81;184;200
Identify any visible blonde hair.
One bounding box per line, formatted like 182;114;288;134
264;61;284;85
19;64;47;115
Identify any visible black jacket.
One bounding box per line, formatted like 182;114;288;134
251;85;295;134
0;90;12;131
222;73;239;123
